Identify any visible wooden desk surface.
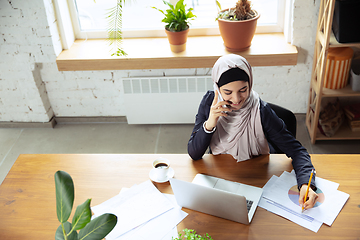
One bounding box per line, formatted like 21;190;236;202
0;154;359;239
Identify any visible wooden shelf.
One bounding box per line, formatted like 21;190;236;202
316;123;360;140
56;33;298;71
322;85;360;97
329;32;360;48
305;0;360;143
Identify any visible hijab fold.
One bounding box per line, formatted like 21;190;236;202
210;54;269;162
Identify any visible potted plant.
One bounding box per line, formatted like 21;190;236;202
54;170;117;240
216;0;260;52
152;0;196;53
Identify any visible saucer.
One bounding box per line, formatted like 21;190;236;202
149;167;174;183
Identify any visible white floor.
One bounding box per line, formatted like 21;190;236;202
1;114;360;185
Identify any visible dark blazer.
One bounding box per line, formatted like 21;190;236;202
188;90;316;189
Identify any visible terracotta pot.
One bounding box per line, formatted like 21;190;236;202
218;10;260;52
165;28;189;53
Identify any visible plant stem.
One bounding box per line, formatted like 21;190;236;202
67;226;74;237
61;223;68;240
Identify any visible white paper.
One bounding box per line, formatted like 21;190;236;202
259;175;323;232
91;186;137;218
289;170;340;190
162;227;179;240
116;194;187;240
117;205;186;240
92;182;188;240
93;180;175;239
266;171;349;226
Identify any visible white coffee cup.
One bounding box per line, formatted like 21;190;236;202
152;158;170;181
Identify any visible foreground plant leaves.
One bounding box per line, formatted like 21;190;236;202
78;213;117;240
55;222;78;240
55;171;74;223
72;198;92;231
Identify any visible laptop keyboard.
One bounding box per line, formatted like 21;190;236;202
246;200;254;213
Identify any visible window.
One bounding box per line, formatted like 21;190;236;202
68;0;285;39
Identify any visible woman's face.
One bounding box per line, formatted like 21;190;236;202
219;80;250;111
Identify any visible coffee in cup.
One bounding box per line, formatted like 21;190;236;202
152;158;170;181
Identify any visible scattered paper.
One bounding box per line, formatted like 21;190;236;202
162;226;179;240
117;194;187;240
91;181;187;240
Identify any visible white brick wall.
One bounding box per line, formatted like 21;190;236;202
0;0;319;122
0;0;55;122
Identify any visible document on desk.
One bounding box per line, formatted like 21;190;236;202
259;171;349;232
259;175;323;232
91;180;187;240
118;194;186;240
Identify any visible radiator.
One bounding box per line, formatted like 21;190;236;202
122;76;213;124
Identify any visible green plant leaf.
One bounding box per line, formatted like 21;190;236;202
111;48;127;57
151;6;165;15
215;0;221;12
175;0;183;12
55;222;78;240
152;0;196;32
106;0;127;56
71;198;92;231
55;171;74;223
163;0;174;11
173;228;213;240
78;213;117;240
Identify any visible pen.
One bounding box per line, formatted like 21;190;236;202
302;169;314;212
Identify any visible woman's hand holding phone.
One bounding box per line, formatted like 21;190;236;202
204;90;231;131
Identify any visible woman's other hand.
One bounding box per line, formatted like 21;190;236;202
204;90;231;131
299;184;318;210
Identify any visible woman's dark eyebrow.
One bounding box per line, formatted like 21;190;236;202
223;86;247;92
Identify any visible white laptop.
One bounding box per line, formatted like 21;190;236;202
169;174;263;224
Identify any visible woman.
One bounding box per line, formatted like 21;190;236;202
188;54;318;210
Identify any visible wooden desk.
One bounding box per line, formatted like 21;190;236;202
0;154;359;239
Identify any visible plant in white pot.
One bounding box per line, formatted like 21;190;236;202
152;0;196;53
216;0;260;52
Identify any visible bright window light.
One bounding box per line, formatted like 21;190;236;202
70;0;283;38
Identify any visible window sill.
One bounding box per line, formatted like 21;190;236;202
56;33;298;71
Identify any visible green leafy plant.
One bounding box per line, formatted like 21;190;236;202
215;0;222;12
55;170;117;240
173;228;213;240
91;0;128;56
106;0;129;56
152;0;196;32
216;0;257;21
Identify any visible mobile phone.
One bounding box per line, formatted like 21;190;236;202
216;89;230;110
